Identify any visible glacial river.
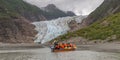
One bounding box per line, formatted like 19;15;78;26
0;48;120;60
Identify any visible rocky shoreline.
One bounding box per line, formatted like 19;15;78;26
0;43;43;50
76;42;120;53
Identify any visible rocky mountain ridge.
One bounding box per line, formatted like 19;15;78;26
0;0;75;43
82;0;120;26
41;4;76;20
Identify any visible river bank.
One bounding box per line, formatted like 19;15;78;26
76;42;120;53
0;43;43;50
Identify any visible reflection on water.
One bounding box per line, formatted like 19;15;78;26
0;48;120;60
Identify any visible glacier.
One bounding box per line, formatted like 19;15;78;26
32;16;85;43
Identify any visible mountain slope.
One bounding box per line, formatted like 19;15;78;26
0;0;46;22
0;0;41;43
52;12;120;42
0;17;37;43
0;0;75;22
82;0;120;26
74;12;120;40
0;0;75;43
51;0;120;42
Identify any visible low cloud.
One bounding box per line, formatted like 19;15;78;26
24;0;104;15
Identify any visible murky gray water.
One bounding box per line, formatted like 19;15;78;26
0;48;120;60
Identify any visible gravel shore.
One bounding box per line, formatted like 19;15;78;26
76;42;120;53
0;43;43;50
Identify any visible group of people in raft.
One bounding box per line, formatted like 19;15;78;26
53;42;77;50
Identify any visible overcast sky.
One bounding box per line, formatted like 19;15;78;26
24;0;104;15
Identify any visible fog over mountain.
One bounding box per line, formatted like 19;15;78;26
24;0;104;15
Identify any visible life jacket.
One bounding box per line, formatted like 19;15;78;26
60;44;64;48
69;44;73;47
63;43;67;47
55;45;60;49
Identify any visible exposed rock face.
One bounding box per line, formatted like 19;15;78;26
82;0;120;26
44;4;57;12
66;11;76;16
68;16;87;31
68;20;80;31
0;17;37;43
42;4;76;20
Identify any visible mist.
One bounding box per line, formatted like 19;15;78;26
24;0;104;15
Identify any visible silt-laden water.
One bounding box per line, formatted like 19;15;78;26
0;48;120;60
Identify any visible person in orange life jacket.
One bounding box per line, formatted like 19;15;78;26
54;43;64;49
53;41;59;49
55;44;60;49
63;43;67;47
69;43;73;47
67;43;73;47
59;43;64;49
